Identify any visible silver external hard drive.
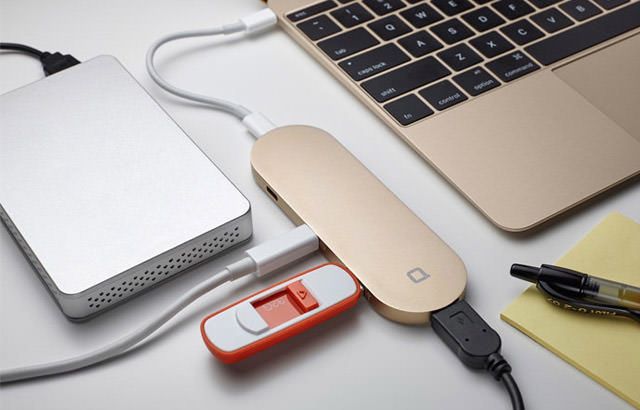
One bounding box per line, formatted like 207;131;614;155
0;56;252;320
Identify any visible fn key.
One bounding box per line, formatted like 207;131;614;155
385;95;433;126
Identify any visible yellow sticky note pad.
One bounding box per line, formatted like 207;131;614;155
501;212;640;408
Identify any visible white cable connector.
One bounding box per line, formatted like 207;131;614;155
0;224;319;384
243;112;277;138
247;225;319;276
239;8;278;33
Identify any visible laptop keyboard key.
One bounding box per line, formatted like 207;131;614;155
432;0;474;16
437;43;483;71
462;7;505;32
592;0;629;9
288;1;337;22
331;3;374;28
363;0;406;15
560;0;603;21
400;3;444;28
298;15;342;41
339;43;410;80
453;67;500;96
531;8;574;33
528;0;562;6
486;50;540;82
318;27;380;60
419;80;468;110
399;31;444;57
369;15;411;40
525;2;640;65
501;20;544;45
431;18;474;44
493;0;534;20
384;94;434;125
362;57;451;102
470;31;515;58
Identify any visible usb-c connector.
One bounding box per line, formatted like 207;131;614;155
243;112;277;138
239;8;278;33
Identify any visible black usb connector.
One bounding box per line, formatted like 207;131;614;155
40;51;80;75
432;300;525;410
0;42;80;76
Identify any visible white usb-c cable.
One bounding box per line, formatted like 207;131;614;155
145;8;279;138
0;225;318;383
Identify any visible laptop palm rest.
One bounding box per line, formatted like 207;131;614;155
409;69;640;232
554;33;640;140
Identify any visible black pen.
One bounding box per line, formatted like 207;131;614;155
510;264;640;322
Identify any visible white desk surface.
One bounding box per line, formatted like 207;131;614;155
1;1;638;409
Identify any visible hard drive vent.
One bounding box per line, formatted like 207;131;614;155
86;226;242;311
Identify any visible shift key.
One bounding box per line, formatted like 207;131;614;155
362;57;450;103
339;44;410;81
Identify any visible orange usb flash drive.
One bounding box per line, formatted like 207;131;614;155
201;263;361;363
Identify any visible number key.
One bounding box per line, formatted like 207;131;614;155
298;15;341;41
363;0;406;16
331;3;374;28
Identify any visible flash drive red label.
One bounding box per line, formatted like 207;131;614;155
201;264;360;363
253;292;301;328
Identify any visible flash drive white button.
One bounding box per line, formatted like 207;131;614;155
235;303;269;334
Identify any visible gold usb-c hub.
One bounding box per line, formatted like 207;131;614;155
251;126;467;324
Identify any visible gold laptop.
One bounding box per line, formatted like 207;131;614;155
266;0;640;231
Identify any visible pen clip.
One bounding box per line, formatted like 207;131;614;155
537;281;640;323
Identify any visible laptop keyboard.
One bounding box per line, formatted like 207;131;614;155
288;0;640;126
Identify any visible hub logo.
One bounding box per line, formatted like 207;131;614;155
406;268;430;284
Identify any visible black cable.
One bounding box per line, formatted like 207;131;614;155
501;372;525;410
0;42;80;76
431;300;525;410
0;42;44;58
